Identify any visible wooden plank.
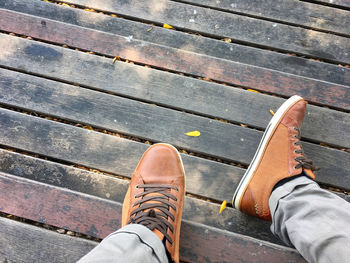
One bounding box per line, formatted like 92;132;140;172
0;217;97;263
1;15;349;113
61;0;350;64
1;67;349;151
0;172;305;262
1;65;349;151
1;0;348;87
0;108;244;203
0;149;281;244
0;107;349;192
311;0;350;8
0;37;349;149
177;0;350;36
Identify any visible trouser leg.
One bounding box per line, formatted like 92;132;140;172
269;176;350;263
77;224;169;263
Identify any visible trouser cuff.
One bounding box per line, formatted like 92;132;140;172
269;176;314;219
112;224;168;262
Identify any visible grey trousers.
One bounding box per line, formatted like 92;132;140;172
78;177;350;263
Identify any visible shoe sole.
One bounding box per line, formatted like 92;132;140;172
232;95;303;210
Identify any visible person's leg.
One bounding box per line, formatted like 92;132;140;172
78;143;186;263
78;224;168;263
232;95;350;262
270;176;350;263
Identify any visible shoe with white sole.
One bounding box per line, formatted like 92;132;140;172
232;95;317;221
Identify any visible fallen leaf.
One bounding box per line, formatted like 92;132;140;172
61;3;70;7
112;56;121;64
163;23;174;29
111;14;118;17
247;89;259;93
219;200;227;214
185;131;200;137
147;27;153;32
223;38;232;43
269;109;275;116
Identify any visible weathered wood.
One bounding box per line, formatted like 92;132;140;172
0;172;305;262
0;217;97;263
1;0;348;86
1;67;349;149
177;0;350;35
0;149;281;244
0;108;349;192
0;36;349;150
311;0;350;8
1;13;350;113
0;108;244;202
61;0;350;64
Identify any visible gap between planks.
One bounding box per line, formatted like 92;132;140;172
43;0;350;66
1;31;349;117
170;0;350;37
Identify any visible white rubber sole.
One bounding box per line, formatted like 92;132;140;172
232;95;304;209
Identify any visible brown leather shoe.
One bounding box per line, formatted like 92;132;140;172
232;95;317;221
122;143;185;263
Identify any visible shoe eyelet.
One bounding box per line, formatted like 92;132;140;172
293;127;298;131
293;150;298;154
293;135;297;138
294;165;298;170
293;142;297;146
135;185;139;189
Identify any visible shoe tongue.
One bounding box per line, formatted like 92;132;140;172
140;173;174;185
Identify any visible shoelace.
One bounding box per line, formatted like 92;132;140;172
293;127;319;171
128;184;178;245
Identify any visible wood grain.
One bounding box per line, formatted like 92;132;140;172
0;172;305;262
0;149;281;244
0;217;97;263
1;12;349;112
0;108;349;191
177;0;350;35
310;0;350;8
61;0;350;64
1;0;348;86
0;35;349;150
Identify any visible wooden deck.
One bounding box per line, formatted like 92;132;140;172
0;0;349;262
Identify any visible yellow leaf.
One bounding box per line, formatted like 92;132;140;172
223;38;232;43
269;109;275;116
219;200;227;214
112;56;120;64
247;89;259;93
61;3;70;7
185;131;200;137
147;27;153;32
163;23;173;29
